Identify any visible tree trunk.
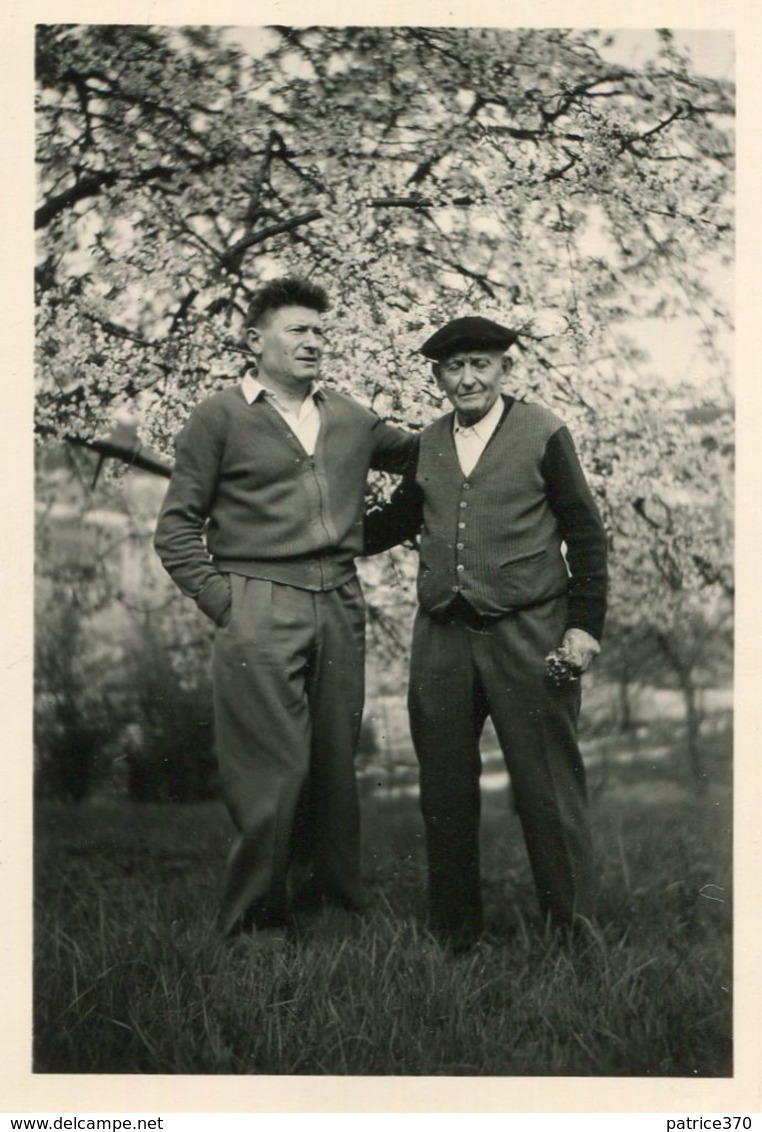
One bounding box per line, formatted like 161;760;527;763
681;677;705;794
655;631;706;795
618;676;634;733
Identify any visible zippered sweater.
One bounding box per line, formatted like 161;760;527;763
154;384;414;623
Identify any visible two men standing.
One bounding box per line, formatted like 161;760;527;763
156;280;607;949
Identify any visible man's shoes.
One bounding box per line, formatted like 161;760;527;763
432;926;484;956
251;926;289;951
446;938;482;957
291;882;366;916
227;924;290;955
292;902;362;943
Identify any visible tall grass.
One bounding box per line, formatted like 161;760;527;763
34;728;732;1076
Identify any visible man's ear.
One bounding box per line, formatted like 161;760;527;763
431;362;442;386
245;326;262;356
501;353;514;377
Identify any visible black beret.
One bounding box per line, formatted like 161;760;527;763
420;316;518;360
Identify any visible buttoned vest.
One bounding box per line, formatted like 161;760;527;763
415;398;571;616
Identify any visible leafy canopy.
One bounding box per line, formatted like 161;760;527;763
35;24;735;626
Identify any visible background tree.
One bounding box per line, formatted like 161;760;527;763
598;392;733;788
34;471;123;800
35;442;218;801
35;26;733;423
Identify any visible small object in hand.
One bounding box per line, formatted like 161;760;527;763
545;648;582;685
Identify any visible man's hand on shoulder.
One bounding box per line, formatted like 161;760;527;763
560;628;600;673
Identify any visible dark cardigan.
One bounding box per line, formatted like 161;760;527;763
364;396;607;640
155;383;415;622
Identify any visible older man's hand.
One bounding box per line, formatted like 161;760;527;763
560;628;600;673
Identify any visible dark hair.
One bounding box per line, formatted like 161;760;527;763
244;277;330;330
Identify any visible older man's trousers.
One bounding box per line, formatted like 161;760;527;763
212;574;366;936
408;595;594;946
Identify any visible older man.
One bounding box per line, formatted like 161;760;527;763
155;277;415;938
365;316;607;950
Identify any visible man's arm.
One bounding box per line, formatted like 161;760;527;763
363;464;424;555
153;409;231;624
369;417;418;475
363;423;422;553
542;426;608;666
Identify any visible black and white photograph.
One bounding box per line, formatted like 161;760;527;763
6;3;760;1115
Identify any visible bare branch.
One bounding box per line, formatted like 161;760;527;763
35;156;229;230
219;210;323;272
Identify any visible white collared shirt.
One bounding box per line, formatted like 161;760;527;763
242;372;322;456
452;394;505;476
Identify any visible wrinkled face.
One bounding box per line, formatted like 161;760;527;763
247;305;327;386
434;349;511;424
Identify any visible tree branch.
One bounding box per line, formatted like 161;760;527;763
36;170;121;229
36;156;229;230
219;210;323;272
36;424;173;479
169;289;199;334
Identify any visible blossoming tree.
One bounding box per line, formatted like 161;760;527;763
36;24;735;672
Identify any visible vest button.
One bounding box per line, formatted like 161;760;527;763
456;543;464;550
456;564;465;572
463;482;470;489
459;501;467;509
458;522;466;529
452;585;460;593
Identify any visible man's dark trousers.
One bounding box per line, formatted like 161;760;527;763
212;573;366;936
408;593;594;947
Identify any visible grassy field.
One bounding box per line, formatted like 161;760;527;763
33;720;732;1077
